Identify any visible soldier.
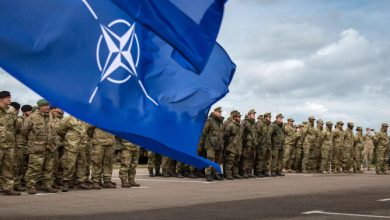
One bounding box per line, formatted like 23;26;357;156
22;99;58;194
270;114;285;177
89;127;116;189
221;110;238;176
224;111;242;180
310;119;324;172
363;128;374;171
0;91;20;195
283;118;295;172
199;107;224;182
255;112;273;177
301;116;316;173
293;124;305;172
13;104;33;191
161;156;175;177
353;126;364;173
50;106;64;189
175;161;190;178
332;121;344;173
240;109;257;178
57;116;91;192
147;151;161;177
373;123;389;174
342;122;355;173
116;137;141;187
320;122;333;173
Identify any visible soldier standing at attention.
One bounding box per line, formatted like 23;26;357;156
363;128;374;171
116;137;141;188
0;91;20;195
22;99;58;194
282;118;295;173
241;109;257;178
199;107;224;182
293;124;305;172
353;126;364;173
57;116;92;192
373;123;389;175
256;112;273;177
301;116;316;173
270;114;285;177
332;121;344;173
320;122;333;173
310;119;324;172
147;151;162;177
13;104;33;191
342;122;355;173
224;111;242;180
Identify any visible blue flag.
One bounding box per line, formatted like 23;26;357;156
0;0;235;171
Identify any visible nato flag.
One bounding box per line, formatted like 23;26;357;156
0;0;235;171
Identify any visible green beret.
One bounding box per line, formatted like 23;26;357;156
213;106;222;112
36;99;50;107
248;109;256;115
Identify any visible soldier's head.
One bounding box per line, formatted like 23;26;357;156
298;124;304;131
336;121;344;129
233;112;241;122
257;114;264;121
275;114;284;124
316;119;324;129
248;109;256;120
10;101;21;115
21;105;33;117
347;122;354;129
356;126;363;134
264;112;271;123
36;99;50;113
213;106;222;118
381;123;388;133
366;127;370;133
293;125;298;131
308;116;315;125
0;91;11;107
287;118;294;126
326;121;333;130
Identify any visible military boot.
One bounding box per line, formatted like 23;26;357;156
155;168;162;176
226;174;234;180
130;181;140;187
176;173;184;178
276;172;285;176
263;172;270;177
43;186;58;193
14;185;26;192
233;174;242;179
62;181;69;192
78;181;92;190
248;170;256;178
214;173;224;181
122;181;130;188
52;182;61;189
256;171;265;178
271;172;277;177
3;190;21;196
92;182;102;189
102;181;116;188
189;171;197;179
148;169;155;177
27;187;37;194
206;175;214;182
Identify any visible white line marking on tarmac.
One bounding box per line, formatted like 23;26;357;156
378;198;390;202
35;193;51;196
302;210;390;219
134;178;215;184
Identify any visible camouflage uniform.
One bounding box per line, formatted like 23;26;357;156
270;118;285;175
332;122;344;173
363;132;374;170
161;156;175;176
51;112;64;186
293;126;305;172
301;117;316;172
240;112;257;177
353;127;364;173
373;124;389;174
147;151;161;176
14;115;29;189
256;113;272;176
0;105;17;192
310;120;324;172
117;138;140;185
57;116;90;184
199;112;223;177
342;123;355;172
320;122;333;173
283;120;295;171
22;111;57;190
90;128;116;184
223;116;242;179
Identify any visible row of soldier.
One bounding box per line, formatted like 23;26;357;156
0;91;141;196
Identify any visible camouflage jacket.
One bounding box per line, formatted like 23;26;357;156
0;106;16;149
373;130;389;151
284;124;296;146
271;122;284;150
363;134;374;150
332;128;344;149
354;133;364;152
199;113;223;150
258;122;273;150
21;111;57;153
241;118;257;149
295;130;305;149
51;114;64;147
223;120;242;155
314;127;325;148
116;137;140;151
15;116;28;149
302;123;316;147
321;128;333;150
57;116;90;153
343;128;354;150
91;127;116;146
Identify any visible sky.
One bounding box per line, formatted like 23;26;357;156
1;0;390;130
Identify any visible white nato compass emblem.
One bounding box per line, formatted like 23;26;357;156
82;0;158;105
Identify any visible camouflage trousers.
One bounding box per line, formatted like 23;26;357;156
342;148;353;171
255;146;271;173
293;147;303;172
176;161;189;175
147;151;161;172
85;143;91;179
332;147;343;172
13;147;28;187
119;148;139;183
320;148;332;172
90;144;114;183
271;148;284;173
353;148;363;172
301;144;312;171
205;148;222;175
309;147;321;171
53;146;64;182
62;149;87;183
225;151;240;177
25;151;55;189
161;156;175;174
363;148;374;170
0;147;15;191
376;148;389;172
283;144;295;170
241;147;255;175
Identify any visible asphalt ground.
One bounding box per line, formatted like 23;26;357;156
0;168;389;220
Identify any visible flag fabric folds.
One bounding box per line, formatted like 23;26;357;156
0;0;235;171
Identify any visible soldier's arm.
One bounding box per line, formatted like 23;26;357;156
20;117;33;140
57;117;70;138
198;120;210;148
